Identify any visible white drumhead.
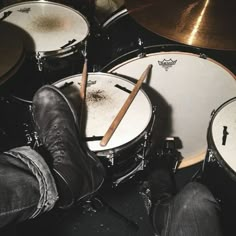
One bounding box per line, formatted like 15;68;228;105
211;98;236;172
0;22;24;85
108;51;236;168
0;1;89;54
54;73;152;151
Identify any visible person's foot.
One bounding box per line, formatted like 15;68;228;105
139;150;177;234
32;85;105;209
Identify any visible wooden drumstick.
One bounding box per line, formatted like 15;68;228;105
79;57;88;129
100;64;153;147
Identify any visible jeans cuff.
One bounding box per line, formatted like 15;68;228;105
5;146;59;218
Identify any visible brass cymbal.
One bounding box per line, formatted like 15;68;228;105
125;0;236;51
0;22;24;86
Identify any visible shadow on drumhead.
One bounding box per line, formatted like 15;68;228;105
110;72;182;153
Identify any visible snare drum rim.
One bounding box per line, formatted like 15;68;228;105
0;1;90;58
53;72;153;152
207;97;236;181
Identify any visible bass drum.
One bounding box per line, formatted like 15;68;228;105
102;45;236;169
53;72;155;185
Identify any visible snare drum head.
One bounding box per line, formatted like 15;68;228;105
54;73;152;151
0;1;89;54
105;47;236;167
210;98;236;173
0;22;24;85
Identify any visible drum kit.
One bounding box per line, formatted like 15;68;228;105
0;1;235;190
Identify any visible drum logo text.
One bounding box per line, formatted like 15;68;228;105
158;59;177;71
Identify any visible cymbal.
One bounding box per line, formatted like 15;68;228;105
0;22;24;86
125;0;236;51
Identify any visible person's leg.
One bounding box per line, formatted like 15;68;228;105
0;84;106;228
0;146;58;228
152;182;223;236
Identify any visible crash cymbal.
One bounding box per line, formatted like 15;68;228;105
125;0;236;51
0;22;24;86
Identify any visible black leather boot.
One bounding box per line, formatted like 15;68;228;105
32;85;105;209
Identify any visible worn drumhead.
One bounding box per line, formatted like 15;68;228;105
54;73;152;151
106;49;236;168
0;22;24;85
0;1;89;55
210;97;236;173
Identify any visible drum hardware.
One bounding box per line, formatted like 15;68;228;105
155;137;182;173
137;37;146;58
35;52;44;72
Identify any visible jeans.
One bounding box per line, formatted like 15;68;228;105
0;146;223;235
0;146;58;228
151;182;223;236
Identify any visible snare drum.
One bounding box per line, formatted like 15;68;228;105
53;72;155;185
102;45;236;168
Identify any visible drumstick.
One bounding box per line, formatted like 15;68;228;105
79;41;88;130
100;64;153;147
79;57;88;129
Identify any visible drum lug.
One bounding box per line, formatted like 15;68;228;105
138;52;146;59
36;52;44;71
200;53;207;59
137;37;146;58
207;149;216;163
210;109;216;117
97;150;115;166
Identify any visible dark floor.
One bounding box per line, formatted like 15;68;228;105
0;161;202;236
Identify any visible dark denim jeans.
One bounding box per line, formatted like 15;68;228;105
0;146;223;235
0;146;58;228
151;182;223;236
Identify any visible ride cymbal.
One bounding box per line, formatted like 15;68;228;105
125;0;236;51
